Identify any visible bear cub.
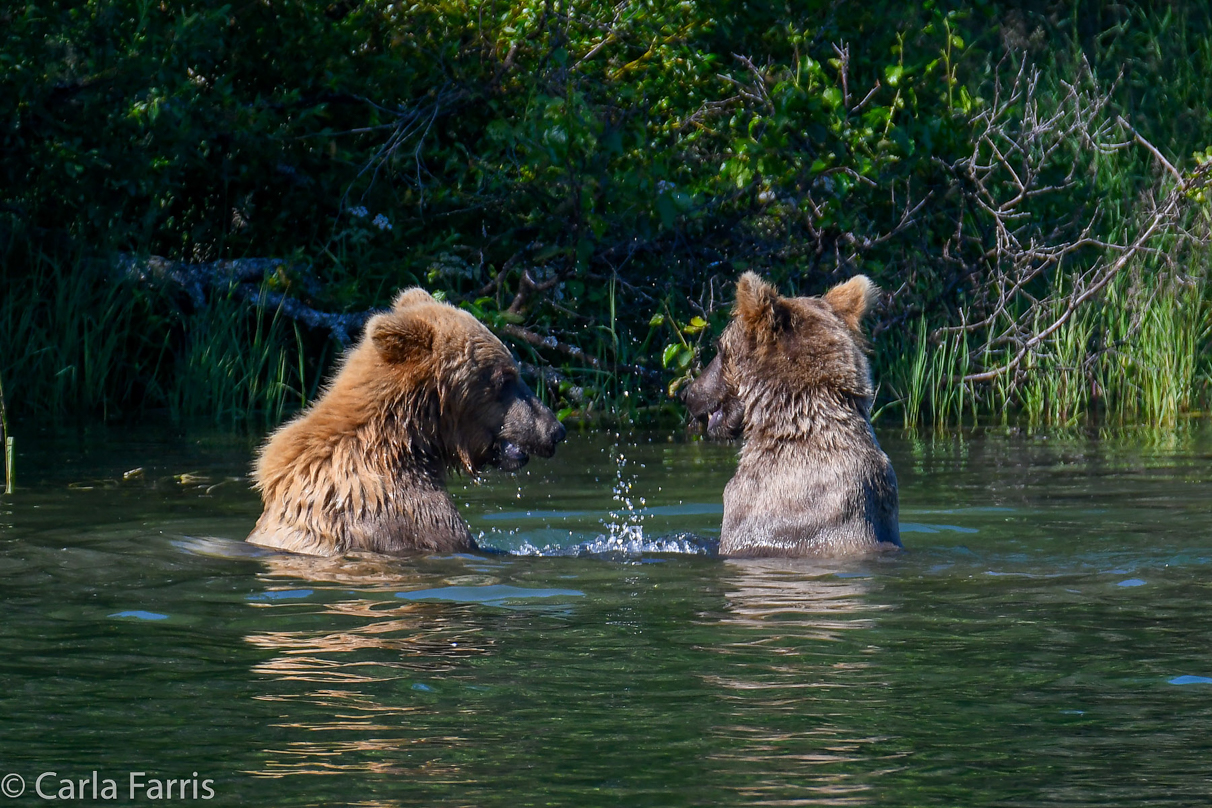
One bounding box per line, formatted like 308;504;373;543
682;272;900;557
248;288;565;556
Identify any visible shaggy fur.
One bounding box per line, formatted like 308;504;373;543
682;272;900;557
248;288;565;556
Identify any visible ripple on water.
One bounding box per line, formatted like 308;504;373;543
394;584;584;605
247;589;314;601
1169;675;1212;685
109;610;169;620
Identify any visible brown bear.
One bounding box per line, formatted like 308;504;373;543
682;272;900;557
247;288;565;556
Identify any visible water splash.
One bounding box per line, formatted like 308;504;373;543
513;532;715;558
604;433;645;541
505;435;718;558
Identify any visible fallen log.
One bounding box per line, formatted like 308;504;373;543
116;254;665;385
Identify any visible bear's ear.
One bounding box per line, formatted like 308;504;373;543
392;287;434;310
824;275;879;331
370;312;434;365
734;272;789;337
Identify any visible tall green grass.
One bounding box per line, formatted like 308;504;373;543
0;241;158;418
1096;275;1208;427
167;290;320;424
888;266;1211;430
0;232;323;425
899;317;976;430
0;366;12;494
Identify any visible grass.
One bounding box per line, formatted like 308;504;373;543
898;317;977;431
0;366;11;494
2;239;1208;432
0;248;153;419
0;231;324;427
888;264;1211;431
1097;275;1208;427
167;290;319;424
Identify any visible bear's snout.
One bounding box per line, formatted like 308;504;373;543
682;354;725;417
547;418;567;452
682;354;743;439
524;398;565;458
492;381;566;470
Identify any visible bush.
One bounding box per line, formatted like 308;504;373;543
2;0;1211;426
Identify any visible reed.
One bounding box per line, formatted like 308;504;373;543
2;237;1207;431
0;368;11;495
0;241;157;417
0;232;324;425
167;289;315;425
1096;273;1208;427
890;264;1210;431
895;317;977;431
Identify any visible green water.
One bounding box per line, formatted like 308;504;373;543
2;424;1211;806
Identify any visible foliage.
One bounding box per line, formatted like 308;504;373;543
2;0;1212;427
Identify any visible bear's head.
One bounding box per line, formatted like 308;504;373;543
365;288;565;472
682;272;879;441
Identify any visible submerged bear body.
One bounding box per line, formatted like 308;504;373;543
683;272;900;558
248;288;564;556
721;428;899;557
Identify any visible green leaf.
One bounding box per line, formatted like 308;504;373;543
534;244;565;262
656;194;678;228
662;343;680;368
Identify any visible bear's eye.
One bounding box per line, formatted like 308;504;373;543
492;370;516;400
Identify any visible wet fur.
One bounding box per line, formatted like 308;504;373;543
248;288;564;556
683;273;900;557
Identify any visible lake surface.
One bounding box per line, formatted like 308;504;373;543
1;423;1211;806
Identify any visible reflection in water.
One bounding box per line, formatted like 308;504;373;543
245;556;493;779
708;559;903;806
719;558;884;635
247;598;486;681
257;550;438;587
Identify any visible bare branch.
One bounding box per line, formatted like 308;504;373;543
497;323;663;382
926;54;1211;392
1117;116;1183;183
